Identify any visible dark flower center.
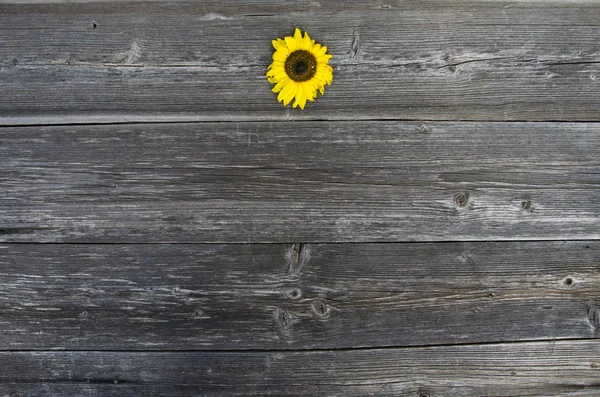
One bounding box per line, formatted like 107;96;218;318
285;50;317;82
295;61;308;74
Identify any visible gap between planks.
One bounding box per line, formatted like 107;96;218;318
3;118;600;128
2;336;599;354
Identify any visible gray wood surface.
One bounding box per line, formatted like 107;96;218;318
1;121;599;243
1;340;599;396
0;241;598;350
2;1;600;395
1;0;600;124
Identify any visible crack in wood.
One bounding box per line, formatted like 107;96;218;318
288;243;308;275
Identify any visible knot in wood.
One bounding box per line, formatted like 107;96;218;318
311;300;329;317
454;192;469;208
274;308;291;329
588;308;600;329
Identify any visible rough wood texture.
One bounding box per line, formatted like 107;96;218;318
1;121;599;243
1;0;600;124
0;241;598;350
2;1;600;395
1;340;599;396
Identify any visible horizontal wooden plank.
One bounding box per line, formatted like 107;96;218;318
0;241;598;350
1;340;599;396
1;1;600;124
1;121;599;242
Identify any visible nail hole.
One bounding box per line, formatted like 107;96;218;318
564;277;573;286
591;362;598;369
454;192;469;208
91;21;97;29
521;200;532;212
419;393;431;397
488;292;494;298
287;288;301;300
193;310;204;317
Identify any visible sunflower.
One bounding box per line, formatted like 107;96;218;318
266;28;333;110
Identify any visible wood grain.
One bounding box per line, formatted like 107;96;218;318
1;121;599;243
1;340;599;396
0;241;598;350
1;0;600;124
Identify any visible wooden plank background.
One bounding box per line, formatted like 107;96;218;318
0;241;598;350
1;121;599;242
1;341;599;396
1;1;600;124
1;0;599;395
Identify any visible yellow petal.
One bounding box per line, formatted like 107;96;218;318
272;77;290;93
317;53;332;63
314;45;327;57
316;64;333;83
272;50;288;62
278;80;292;102
284;35;297;52
284;84;297;106
272;70;288;81
292;84;301;108
294;84;307;109
273;39;290;57
293;28;303;48
300;82;312;101
268;61;284;71
280;81;297;106
267;62;285;72
301;32;311;50
299;92;307;109
306;83;317;100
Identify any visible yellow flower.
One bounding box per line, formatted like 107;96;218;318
266;28;333;110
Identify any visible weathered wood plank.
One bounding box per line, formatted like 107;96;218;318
0;241;598;350
1;121;599;242
1;340;599;396
1;1;600;124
